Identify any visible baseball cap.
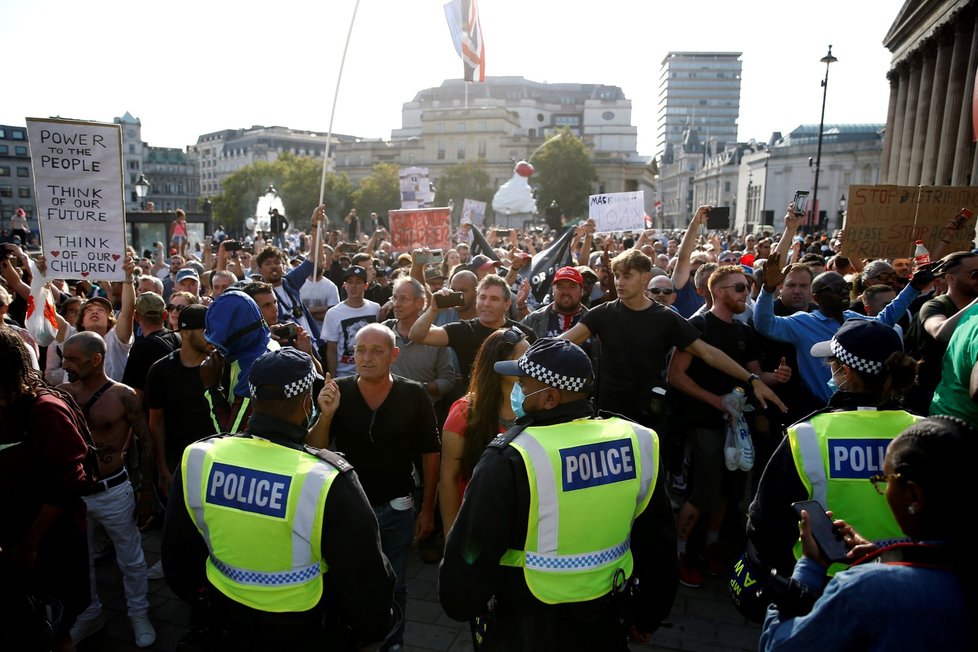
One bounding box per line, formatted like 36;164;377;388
175;268;199;284
810;319;903;377
177;304;208;330
861;260;895;280
553;266;584;286
588;251;605;268
376;266;392;277
396;253;413;266
425;266;447;282
81;296;114;315
575;265;598;284
718;251;740;263
342;265;368;282
134;292;165;320
494;337;593;392
249;348;323;400
469;254;501;272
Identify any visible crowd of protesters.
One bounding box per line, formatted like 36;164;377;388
1;198;976;650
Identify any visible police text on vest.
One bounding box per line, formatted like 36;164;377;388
828;438;891;479
561;439;636;491
206;462;291;518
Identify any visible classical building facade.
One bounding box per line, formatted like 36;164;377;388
656;52;742;162
0;124;36;235
881;0;978;186
141;146;200;213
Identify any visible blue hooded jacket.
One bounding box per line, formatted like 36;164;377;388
204;290;271;399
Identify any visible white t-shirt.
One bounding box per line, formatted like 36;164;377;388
323;300;380;378
299;276;340;331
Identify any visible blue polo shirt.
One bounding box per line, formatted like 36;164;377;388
753;283;919;403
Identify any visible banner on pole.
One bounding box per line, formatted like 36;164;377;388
399;167;435;209
588;191;645;233
26;117;127;281
842;185;978;260
389;208;452;252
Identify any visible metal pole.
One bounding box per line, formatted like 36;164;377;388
812;46;836;233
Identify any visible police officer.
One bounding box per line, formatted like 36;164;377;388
439;338;678;650
731;319;921;621
162;348;394;650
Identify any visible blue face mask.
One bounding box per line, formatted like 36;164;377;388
827;366;846;394
510;381;549;419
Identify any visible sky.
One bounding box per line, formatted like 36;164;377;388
1;0;907;157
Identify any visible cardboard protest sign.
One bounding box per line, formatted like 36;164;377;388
26;118;127;281
843;185;978;260
399;167;435;209
588;191;645;233
389;208;451;252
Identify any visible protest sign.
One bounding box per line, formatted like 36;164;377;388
399;167;435;209
26;118;127;281
588;191;645;233
461;198;486;228
389;208;451;252
842;185;978;260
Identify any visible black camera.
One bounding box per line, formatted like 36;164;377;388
271;322;298;341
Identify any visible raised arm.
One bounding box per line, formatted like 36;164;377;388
672;206;710;289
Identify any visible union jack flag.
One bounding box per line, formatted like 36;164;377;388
444;0;485;82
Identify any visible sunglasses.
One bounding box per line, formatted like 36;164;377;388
166;303;188;313
717;282;749;293
815;283;852;295
869;472;902;495
647;287;674;295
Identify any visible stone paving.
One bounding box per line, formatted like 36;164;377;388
81;529;761;652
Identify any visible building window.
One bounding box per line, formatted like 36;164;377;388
0;128;5;138
0;167;9;177
724;181;731;192
19;187;31;198
11;130;25;140
457;142;465;159
479;121;487;131
15;146;28;156
17;167;29;177
437;141;445;160
478;140;486;157
457;122;466;132
437;123;446;133
0;145;7;154
0;185;11;197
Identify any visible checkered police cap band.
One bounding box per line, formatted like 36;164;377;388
831;339;884;376
250;366;319;399
517;356;590;392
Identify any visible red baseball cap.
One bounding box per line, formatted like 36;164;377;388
553;266;584;286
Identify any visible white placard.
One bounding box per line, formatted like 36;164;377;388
588;191;645;233
27;118;127;281
461;197;486;227
399;166;435;210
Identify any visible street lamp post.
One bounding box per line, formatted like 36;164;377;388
838;193;847;232
811;45;837;233
135;173;151;210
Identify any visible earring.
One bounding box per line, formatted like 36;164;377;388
908;505;917;515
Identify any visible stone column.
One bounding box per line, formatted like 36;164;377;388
880;71;901;183
897;57;922;185
909;49;937;185
952;12;978;185
936;19;972;186
921;26;955;185
887;64;910;184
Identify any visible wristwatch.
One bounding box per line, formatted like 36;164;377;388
747;373;761;385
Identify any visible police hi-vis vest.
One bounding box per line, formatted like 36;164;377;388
499;417;658;604
182;436;340;612
787;409;921;565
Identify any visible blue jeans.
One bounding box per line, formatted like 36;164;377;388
373;503;414;647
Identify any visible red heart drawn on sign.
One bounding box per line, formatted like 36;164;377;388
112;254;121;261
50;251;60;258
81;272;90;277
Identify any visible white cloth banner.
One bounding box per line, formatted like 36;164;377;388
27;118;127;281
588;191;645;234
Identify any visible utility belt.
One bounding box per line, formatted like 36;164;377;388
89;466;129;494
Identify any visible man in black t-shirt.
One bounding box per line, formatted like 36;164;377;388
409;274;534;388
123;292;181;403
667;266;791;587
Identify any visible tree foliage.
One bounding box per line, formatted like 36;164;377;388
210;153;354;235
433;161;494;223
351;162;401;222
530;128;598;220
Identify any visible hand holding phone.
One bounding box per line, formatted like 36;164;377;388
706;207;730;230
792;500;850;564
792;191;810;217
434;291;465;309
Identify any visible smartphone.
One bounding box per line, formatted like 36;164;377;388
434;291;465;309
428;249;444;265
271;322;298;340
793;191;810;217
952;208;975;230
706;207;730;230
497;229;512;237
791;500;849;564
224;240;241;252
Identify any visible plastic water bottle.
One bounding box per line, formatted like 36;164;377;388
914;240;930;266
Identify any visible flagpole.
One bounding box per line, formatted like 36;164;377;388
315;0;361;280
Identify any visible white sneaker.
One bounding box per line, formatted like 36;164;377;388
147;559;165;580
131;614;157;648
69;615;104;645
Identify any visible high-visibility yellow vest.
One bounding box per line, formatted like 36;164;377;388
787;409;921;569
499;417;658;604
182;436;339;612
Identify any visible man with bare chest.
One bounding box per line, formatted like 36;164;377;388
59;331;157;648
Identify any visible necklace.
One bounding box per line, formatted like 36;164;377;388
498;415;517;429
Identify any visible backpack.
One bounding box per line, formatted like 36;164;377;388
35;386;104;495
